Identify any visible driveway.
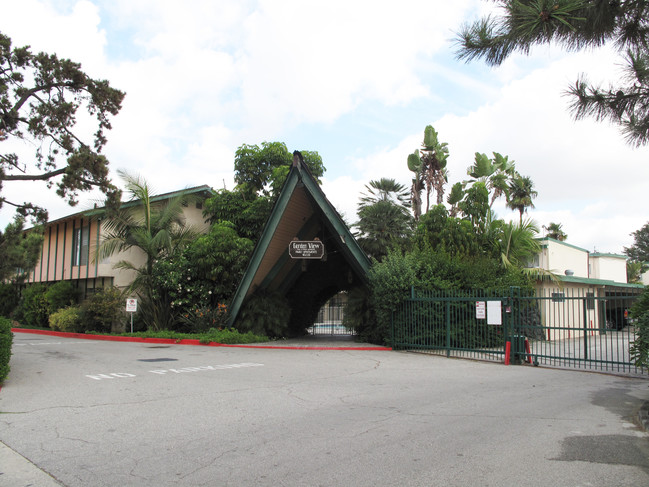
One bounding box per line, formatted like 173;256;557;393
1;332;648;486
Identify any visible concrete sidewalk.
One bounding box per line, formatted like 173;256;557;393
0;441;63;486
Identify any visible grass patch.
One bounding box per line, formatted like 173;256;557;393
119;328;268;344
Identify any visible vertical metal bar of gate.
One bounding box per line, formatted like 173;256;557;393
446;301;450;358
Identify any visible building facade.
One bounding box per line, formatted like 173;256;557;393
534;237;643;339
22;186;213;296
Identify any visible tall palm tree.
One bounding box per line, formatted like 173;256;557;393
407;151;424;221
507;174;538;224
98;171;198;329
420;125;449;210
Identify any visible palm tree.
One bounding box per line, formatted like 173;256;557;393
358;178;410;210
507;174;538;224
494;218;559;283
98;171;198;329
544;222;567;241
496;218;541;270
446;182;465;218
407;151;425;221
355;178;413;260
420;125;449;210
465;152;516;208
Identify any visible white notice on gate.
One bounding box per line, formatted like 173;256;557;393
476;301;486;320
487;300;502;325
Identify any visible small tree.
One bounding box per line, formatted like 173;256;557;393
624;222;649;262
0;217;43;282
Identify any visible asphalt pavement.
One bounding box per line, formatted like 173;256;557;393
1;331;649;487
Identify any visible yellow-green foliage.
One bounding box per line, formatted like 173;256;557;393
49;306;81;332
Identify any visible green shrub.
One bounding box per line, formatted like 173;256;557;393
630;311;649;368
79;287;127;333
362;248;535;345
17;283;49;328
236;290;290;337
199;327;267;344
630;287;649;368
45;281;80;314
0;317;13;383
0;283;20;318
178;304;228;333
49;306;81;332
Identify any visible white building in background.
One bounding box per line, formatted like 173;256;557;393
532;237;643;340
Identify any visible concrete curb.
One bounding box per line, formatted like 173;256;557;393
10;328;392;351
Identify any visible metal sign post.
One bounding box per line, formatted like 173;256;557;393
126;298;138;333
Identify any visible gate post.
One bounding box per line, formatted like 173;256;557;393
582;298;588;361
509;286;522;364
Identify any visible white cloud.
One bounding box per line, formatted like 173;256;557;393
1;0;645;258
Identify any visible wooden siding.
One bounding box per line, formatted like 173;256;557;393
28;216;102;283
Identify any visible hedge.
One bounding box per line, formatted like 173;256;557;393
0;317;13;383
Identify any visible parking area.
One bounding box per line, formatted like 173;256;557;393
1;331;649;486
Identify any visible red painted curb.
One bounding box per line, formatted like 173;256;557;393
10;328;392;351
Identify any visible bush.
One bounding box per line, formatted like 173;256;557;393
79;287;127;333
17;283;49;328
0;317;13;383
45;281;80;314
0;283;20;318
630;312;649;368
49;306;81;332
630;287;649;368
178;304;228;333
236;290;290;337
199;327;267;344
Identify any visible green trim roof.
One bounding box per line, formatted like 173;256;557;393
537;236;589;253
227;152;370;326
590;252;627;259
26;185;214;230
560;275;643;289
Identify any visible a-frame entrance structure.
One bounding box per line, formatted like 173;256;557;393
227;152;371;336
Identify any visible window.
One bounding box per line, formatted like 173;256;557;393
551;292;565;303
72;225;90;266
586;292;595;310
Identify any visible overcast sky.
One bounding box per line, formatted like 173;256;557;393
2;0;647;254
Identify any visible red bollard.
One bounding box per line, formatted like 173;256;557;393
505;341;511;365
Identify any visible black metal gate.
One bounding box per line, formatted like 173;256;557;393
308;292;354;336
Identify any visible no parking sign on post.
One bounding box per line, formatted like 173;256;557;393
126;298;138;333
